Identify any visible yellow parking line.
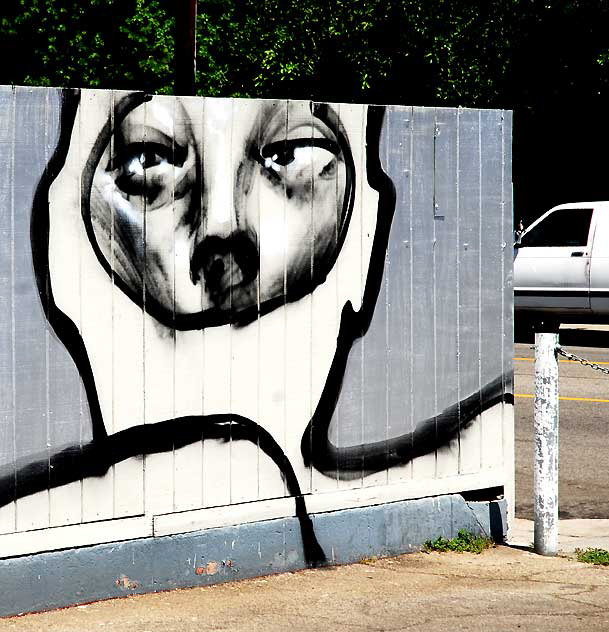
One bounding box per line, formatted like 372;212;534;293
514;356;609;365
515;393;609;403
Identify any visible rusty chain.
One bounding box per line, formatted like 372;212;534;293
556;346;609;375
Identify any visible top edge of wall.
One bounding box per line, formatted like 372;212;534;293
0;84;513;114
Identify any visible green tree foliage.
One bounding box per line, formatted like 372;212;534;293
194;0;520;106
1;1;609;217
0;0;174;92
1;0;608;108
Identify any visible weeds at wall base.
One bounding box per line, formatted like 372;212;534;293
424;530;495;554
576;548;609;566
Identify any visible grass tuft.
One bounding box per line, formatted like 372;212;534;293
424;529;495;554
576;548;609;566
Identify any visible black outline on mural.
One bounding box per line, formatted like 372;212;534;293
301;108;512;474
0;90;512;569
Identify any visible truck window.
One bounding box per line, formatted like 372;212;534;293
520;208;593;247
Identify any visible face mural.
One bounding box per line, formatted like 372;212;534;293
0;89;510;567
86;97;353;328
35;92;393;564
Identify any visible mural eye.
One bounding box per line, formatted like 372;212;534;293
110;141;186;203
291;145;338;179
112;141;183;171
132;148;166;170
261;141;295;168
260;138;341;181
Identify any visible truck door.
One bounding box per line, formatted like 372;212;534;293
589;206;609;314
514;206;593;311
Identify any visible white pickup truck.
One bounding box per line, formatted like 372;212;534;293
514;201;609;328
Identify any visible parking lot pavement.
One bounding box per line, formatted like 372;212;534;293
514;325;609;520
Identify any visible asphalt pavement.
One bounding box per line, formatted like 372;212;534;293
515;323;609;520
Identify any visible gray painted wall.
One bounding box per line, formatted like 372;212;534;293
0;87;92;475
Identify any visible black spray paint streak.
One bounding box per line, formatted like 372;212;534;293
0;416;324;566
30;88;107;448
303;374;511;474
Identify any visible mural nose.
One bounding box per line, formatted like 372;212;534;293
190;232;259;306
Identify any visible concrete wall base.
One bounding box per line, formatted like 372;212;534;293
0;493;506;617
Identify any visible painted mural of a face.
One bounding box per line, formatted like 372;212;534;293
42;92;389;546
86;97;353;328
39;92;393;564
28;91;507;566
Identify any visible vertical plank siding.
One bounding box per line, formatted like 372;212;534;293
0;87;513;558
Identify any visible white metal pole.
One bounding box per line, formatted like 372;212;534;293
533;332;559;556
